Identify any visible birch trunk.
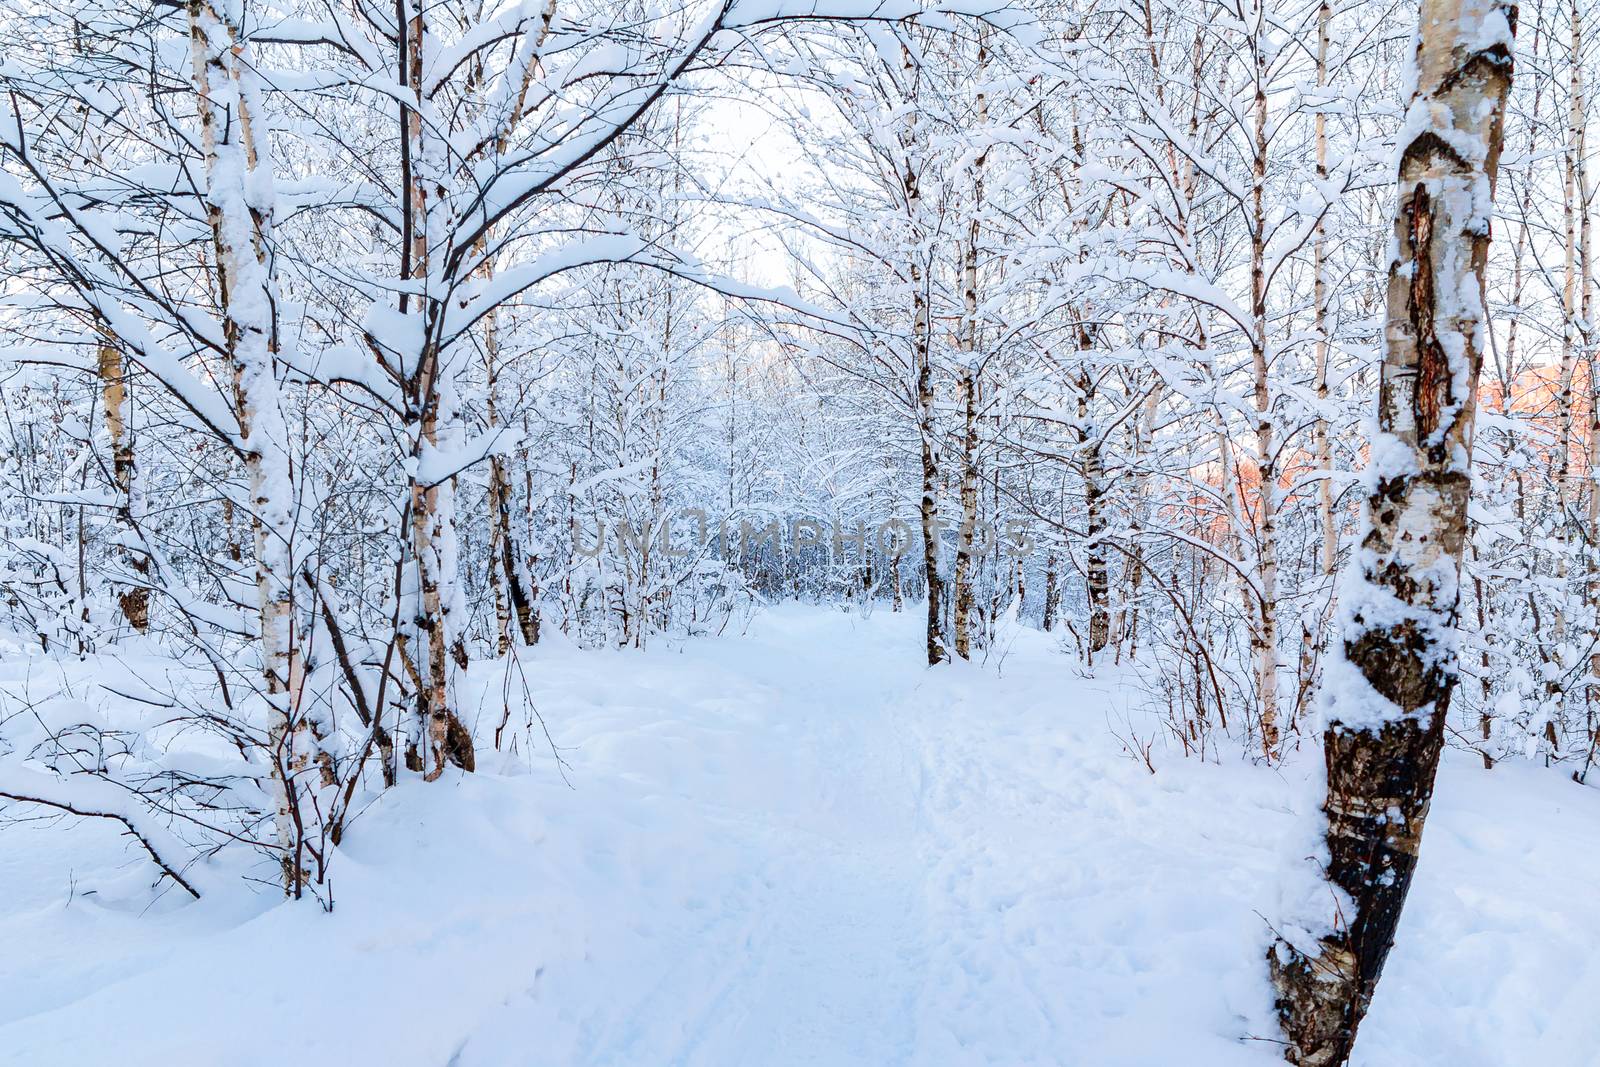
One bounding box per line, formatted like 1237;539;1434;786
1079;360;1109;656
902;49;946;667
484;310;539;651
1313;0;1336;581
952;365;979;659
1250;16;1281;759
188;0;326;894
1112;382;1159;659
477;0;556;656
1555;1;1582;647
96;337;149;631
1269;3;1515;1060
1042;550;1059;632
951;32;987;661
917;294;946;666
401;0;475;780
1569;0;1600;761
73;43;151;635
484;306;513;657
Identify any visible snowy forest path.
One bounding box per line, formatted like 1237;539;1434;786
467;604;1289;1067
5;604;1599;1067
548;605;941;1067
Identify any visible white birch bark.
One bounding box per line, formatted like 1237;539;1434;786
952;30;988;661
187;0;326;894
1270;2;1516;1059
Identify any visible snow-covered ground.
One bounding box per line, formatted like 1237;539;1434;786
2;604;1598;1066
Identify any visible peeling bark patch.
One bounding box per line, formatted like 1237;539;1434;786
1407;185;1448;443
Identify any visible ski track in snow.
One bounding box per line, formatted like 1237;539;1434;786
3;604;1600;1066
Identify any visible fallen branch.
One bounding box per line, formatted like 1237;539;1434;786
0;762;206;899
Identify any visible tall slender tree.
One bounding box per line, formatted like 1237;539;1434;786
1269;1;1518;1061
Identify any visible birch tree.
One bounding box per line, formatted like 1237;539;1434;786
1269;2;1517;1061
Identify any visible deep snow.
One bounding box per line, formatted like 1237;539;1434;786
2;604;1598;1066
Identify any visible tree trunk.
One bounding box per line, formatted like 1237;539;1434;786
1249;18;1281;759
484;312;538;652
1079;361;1109;656
1112;382;1159;659
188;0;329;895
1042;550;1060;633
474;1;555;657
917;337;945;667
901;47;946;667
1313;0;1336;582
951;32;987;661
1555;0;1582;649
1269;3;1515;1061
96;337;149;631
401;0;475;780
1569;0;1600;765
487;451;514;655
952;364;979;658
